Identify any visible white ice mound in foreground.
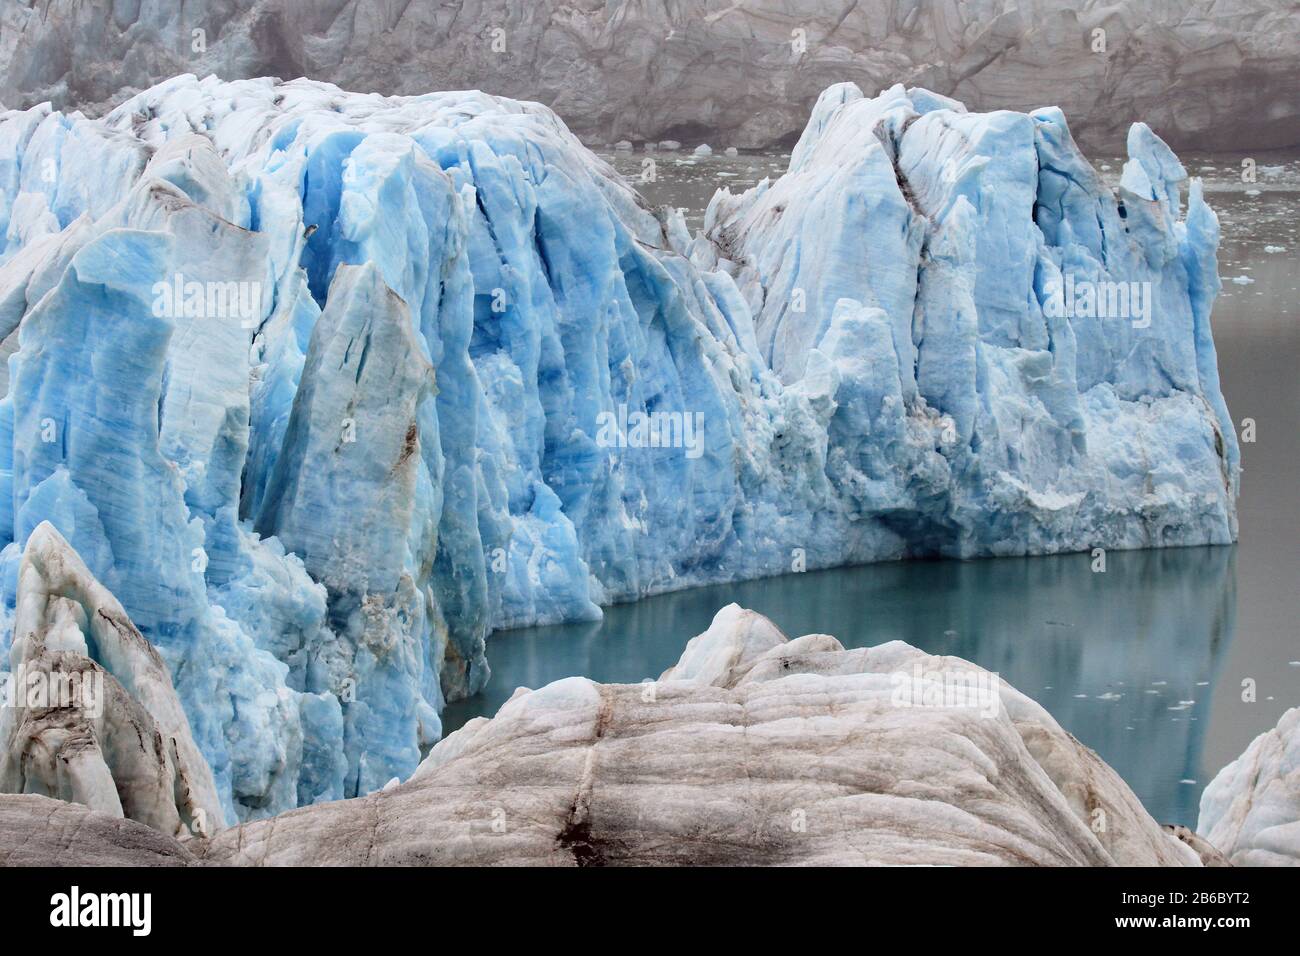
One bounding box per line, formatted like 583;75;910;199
0;76;1236;819
1198;706;1300;866
0;522;222;837
187;604;1198;866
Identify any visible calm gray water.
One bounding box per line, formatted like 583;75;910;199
444;147;1300;828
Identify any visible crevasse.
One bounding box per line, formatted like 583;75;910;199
0;76;1237;822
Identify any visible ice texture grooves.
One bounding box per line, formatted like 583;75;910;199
694;82;1238;558
0;76;1237;819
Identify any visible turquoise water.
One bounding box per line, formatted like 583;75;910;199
446;149;1300;829
444;546;1235;825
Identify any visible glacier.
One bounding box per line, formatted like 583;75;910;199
0;74;1237;823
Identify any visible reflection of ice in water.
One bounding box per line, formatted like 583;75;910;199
445;545;1237;827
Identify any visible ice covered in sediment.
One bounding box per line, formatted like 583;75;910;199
0;793;196;866
1198;706;1300;866
0;522;222;837
191;605;1199;866
0;75;1238;817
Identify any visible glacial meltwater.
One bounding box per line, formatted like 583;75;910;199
444;147;1300;828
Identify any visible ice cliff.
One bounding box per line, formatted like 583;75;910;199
0;75;1236;821
694;81;1238;557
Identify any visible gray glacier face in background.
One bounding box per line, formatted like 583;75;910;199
2;0;1298;154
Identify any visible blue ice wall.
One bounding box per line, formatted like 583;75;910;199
0;76;1238;818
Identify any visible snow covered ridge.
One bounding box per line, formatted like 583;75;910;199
0;75;1236;821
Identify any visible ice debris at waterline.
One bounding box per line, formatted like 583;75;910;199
0;605;1210;866
0;75;1237;821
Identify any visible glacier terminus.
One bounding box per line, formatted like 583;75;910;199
0;75;1238;824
